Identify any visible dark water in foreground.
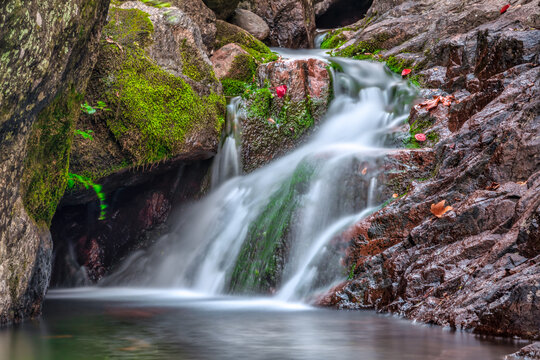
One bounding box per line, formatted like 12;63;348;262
0;289;526;360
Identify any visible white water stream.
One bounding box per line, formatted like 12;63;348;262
103;49;415;302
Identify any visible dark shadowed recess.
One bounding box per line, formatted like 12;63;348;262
316;0;373;29
49;159;212;287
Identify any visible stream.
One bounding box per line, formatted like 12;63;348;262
0;48;527;359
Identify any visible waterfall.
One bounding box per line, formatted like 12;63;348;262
103;51;415;302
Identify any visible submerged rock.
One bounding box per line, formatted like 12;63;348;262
0;0;109;325
232;9;270;41
240;58;333;173
318;0;540;341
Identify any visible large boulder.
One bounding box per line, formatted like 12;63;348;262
240;58;332;173
318;0;540;341
170;0;218;53
0;0;109;325
232;9;270;41
70;2;225;181
238;0;316;48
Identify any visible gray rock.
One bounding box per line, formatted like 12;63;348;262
232;9;270;41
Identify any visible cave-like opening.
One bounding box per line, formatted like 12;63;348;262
316;0;373;29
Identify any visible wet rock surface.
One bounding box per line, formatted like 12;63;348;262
51;160;212;286
240;58;332;172
0;0;109;326
318;0;540;341
506;342;540;360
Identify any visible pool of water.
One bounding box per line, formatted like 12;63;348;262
0;288;526;360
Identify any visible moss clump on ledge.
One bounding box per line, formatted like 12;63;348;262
320;27;354;50
21;87;82;226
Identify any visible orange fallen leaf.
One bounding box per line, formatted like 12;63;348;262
430;200;453;218
486;182;500;191
417;95;455;111
267;118;276;124
516;181;527;185
361;167;367;175
392;193;399;198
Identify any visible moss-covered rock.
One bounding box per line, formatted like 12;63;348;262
0;0;109;326
228;161;317;294
240;58;332;173
70;3;226;181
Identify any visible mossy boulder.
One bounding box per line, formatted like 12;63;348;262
0;0;109;326
70;2;226;182
240;58;332;173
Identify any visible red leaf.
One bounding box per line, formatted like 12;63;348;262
415;133;427;142
401;68;411;76
276;85;287;99
500;4;510;14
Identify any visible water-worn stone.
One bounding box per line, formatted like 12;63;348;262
232;9;270;41
318;0;540;341
505;342;540;360
0;0;109;325
238;0;316;48
210;44;250;79
240;58;332;172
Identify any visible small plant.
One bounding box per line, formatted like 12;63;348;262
74;129;94;140
67;173;107;220
347;263;357;280
80;101;110;115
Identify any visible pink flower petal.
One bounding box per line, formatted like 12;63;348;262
276;85;287;99
401;69;411;76
500;4;510;14
415;133;427;142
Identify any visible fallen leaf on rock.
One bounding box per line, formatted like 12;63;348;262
517;181;527;185
486;182;500;191
500;4;510;14
430;200;453;218
267;117;276;124
401;68;411;76
392;193;399;198
361;167;367;175
105;37;123;52
416;95;455;111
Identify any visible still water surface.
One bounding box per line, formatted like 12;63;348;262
0;288;525;360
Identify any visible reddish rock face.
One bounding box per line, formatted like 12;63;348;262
210;43;249;79
318;0;540;341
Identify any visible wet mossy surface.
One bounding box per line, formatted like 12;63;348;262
228;161;317;294
71;6;225;180
21;88;82;226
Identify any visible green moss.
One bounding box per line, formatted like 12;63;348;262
215;20;278;63
179;39;217;84
84;6;225;166
320;28;352;49
221;78;249;97
21;87;82;226
403;117;439;149
228;161;317;293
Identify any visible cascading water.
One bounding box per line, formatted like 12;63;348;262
103;49;416;302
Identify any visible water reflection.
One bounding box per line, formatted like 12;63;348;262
0;289;525;360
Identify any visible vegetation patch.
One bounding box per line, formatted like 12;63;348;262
403;117;439;149
228;161;317;293
21;87;81;226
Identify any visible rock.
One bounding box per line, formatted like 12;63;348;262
0;0;109;325
505;343;540;360
50;160;212;286
169;0;218;53
232;9;270;41
240;58;332;172
70;2;225;181
211;43;251;79
317;0;540;341
202;0;240;20
213;20;278;96
238;0;316;48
